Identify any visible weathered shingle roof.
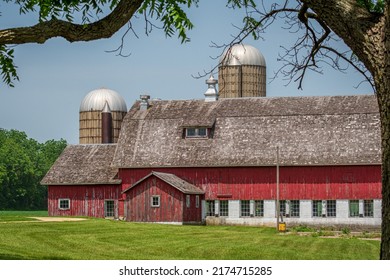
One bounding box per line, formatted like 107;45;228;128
112;95;381;167
122;171;205;194
41;144;121;185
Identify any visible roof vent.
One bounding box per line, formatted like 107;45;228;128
204;74;218;102
140;94;150;111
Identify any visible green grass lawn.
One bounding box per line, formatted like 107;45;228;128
0;211;380;260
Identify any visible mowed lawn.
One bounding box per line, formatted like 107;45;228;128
0;211;380;260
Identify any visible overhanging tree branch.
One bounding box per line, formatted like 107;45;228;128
0;0;144;45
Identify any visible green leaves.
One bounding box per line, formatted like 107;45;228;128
0;129;67;210
356;0;385;13
0;45;19;88
139;0;198;43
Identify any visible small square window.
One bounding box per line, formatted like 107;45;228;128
198;128;207;137
58;199;70;210
186;128;196;137
151;196;160;207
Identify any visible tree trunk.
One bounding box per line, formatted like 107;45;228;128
380;89;390;259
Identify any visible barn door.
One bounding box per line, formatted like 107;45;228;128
104;200;115;218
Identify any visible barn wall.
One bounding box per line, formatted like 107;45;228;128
125;176;185;223
119;165;381;200
48;185;121;218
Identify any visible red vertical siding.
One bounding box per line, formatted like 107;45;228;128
125;176;203;223
48;185;121;218
119;165;381;200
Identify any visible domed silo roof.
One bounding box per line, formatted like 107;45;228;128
80;88;127;112
220;44;266;66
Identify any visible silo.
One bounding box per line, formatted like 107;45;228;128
79;88;127;144
218;44;266;98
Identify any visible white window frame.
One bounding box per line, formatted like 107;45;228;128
186;195;191;208
219;200;229;217
254;200;264;217
58;198;70;210
364;200;374;217
195;195;200;208
185;127;208;138
240;200;250;217
151;195;160;208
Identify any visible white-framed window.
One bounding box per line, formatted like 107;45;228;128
151;195;160;208
185;127;208;138
58;198;70;210
240;200;250;217
219;200;229;217
290;200;300;217
196;195;200;208
364;200;374;217
326;200;337;217
279;200;286;217
104;200;115;217
254;200;264;217
349;200;359;217
206;200;215;216
312;200;322;217
186;195;190;208
279;200;300;217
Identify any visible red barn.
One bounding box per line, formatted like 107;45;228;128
122;171;204;224
42;94;382;228
41;44;383;228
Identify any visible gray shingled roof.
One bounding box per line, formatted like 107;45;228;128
112;95;381;168
122;171;205;194
41;144;121;185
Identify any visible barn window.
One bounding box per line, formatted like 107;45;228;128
349;200;359;217
240;200;250;217
185;127;208;138
104;200;115;218
364;200;374;217
312;200;322;217
151;196;160;207
58;199;70;210
290;200;300;217
186;195;190;208
326;200;337;217
254;200;264;217
196;195;200;208
279;200;286;217
219;200;229;217
206;200;215;216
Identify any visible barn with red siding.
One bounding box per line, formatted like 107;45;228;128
41;44;382;228
122;171;204;224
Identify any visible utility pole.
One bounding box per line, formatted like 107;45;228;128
276;146;280;231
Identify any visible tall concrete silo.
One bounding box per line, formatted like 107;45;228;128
79;88;127;144
218;44;266;98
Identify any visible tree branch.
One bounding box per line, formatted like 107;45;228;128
0;0;145;45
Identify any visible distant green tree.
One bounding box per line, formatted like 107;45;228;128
0;129;67;210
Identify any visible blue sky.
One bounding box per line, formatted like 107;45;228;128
0;1;373;144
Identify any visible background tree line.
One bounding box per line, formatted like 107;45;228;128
0;128;67;210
